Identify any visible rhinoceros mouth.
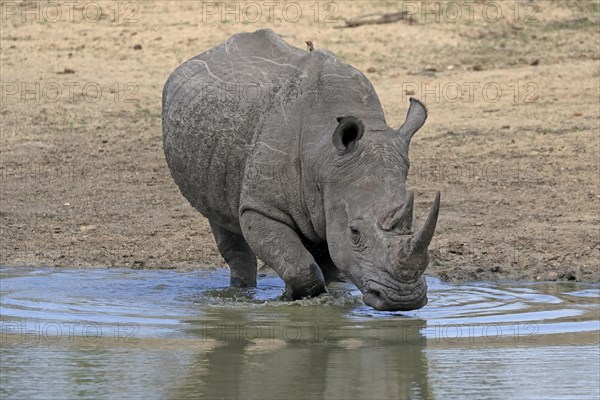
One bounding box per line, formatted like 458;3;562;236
362;277;428;311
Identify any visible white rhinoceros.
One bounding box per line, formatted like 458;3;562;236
162;29;440;311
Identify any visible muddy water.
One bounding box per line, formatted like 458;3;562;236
0;267;598;400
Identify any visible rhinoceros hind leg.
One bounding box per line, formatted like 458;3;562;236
209;221;257;287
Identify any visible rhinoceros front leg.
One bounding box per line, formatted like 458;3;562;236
209;221;257;288
240;210;327;300
303;241;342;284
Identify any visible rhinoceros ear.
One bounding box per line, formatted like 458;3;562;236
333;116;364;153
398;98;427;144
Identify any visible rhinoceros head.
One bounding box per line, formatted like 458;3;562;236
323;98;440;311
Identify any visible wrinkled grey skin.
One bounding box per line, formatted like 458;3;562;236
162;29;440;311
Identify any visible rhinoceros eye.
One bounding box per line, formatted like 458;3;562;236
349;227;361;244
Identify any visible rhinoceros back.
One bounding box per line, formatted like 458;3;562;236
162;29;306;232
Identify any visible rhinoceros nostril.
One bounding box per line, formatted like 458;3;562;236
363;288;386;310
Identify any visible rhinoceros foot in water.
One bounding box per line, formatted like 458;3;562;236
162;29;440;311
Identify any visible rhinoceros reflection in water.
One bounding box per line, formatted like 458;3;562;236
171;319;431;399
162;29;440;311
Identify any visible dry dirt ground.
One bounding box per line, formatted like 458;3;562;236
1;1;598;283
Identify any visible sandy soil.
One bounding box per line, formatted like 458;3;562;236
1;1;598;283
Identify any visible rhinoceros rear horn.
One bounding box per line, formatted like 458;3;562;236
333;116;364;153
379;192;414;233
398;98;428;144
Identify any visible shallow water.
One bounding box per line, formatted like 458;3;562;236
1;267;598;400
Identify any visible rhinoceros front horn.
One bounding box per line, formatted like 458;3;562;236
411;192;440;254
389;192;440;281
